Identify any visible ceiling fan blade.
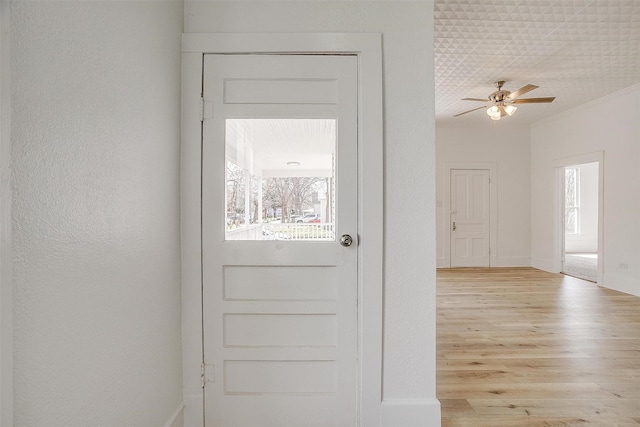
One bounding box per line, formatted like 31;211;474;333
454;106;486;117
511;97;555;104
506;84;538;100
461;98;490;102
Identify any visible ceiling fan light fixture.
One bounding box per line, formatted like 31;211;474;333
455;81;554;120
486;105;501;120
504;104;517;116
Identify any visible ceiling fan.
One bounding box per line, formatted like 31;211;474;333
455;81;555;120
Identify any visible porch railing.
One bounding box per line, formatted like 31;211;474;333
261;223;335;241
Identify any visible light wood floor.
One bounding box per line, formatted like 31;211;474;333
437;267;640;427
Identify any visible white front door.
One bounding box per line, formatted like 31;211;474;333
201;54;358;426
450;169;490;267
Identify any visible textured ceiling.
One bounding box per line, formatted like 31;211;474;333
435;0;640;126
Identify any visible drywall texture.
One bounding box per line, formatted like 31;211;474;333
1;1;13;424
11;2;183;425
435;124;532;267
531;84;640;297
186;0;439;424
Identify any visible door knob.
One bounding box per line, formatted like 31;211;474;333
340;234;353;247
452;222;456;231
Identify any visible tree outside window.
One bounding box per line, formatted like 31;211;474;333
226;159;330;230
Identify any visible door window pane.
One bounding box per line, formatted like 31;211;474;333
225;119;336;241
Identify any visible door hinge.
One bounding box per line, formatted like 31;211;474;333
200;363;215;388
200;97;213;121
489;248;491;255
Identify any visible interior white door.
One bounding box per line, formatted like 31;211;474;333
201;54;358;426
450;169;490;267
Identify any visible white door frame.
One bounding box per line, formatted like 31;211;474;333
553;151;604;284
443;162;497;268
181;33;383;427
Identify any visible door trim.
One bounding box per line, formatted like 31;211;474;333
443;162;497;268
181;33;383;427
552;151;604;284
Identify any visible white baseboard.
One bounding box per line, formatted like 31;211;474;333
601;273;640;297
180;396;442;426
531;256;557;273
164;402;185;427
182;394;203;427
381;398;441;427
495;257;531;267
437;257;531;268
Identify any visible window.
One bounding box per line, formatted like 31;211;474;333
224;118;336;241
565;167;580;234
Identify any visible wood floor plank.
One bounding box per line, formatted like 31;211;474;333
442;416;640;427
437;267;640;426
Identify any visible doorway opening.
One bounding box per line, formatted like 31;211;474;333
554;151;603;285
562;162;599;282
181;33;384;427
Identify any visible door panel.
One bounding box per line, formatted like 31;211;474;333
223;266;337;301
450;169;490;267
202;54;358;426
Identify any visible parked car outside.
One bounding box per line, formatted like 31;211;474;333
301;213;321;223
289;215;302;223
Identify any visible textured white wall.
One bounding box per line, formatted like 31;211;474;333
186;1;438;424
1;1;13;424
531;84;640;297
10;2;183;425
435;124;532;267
